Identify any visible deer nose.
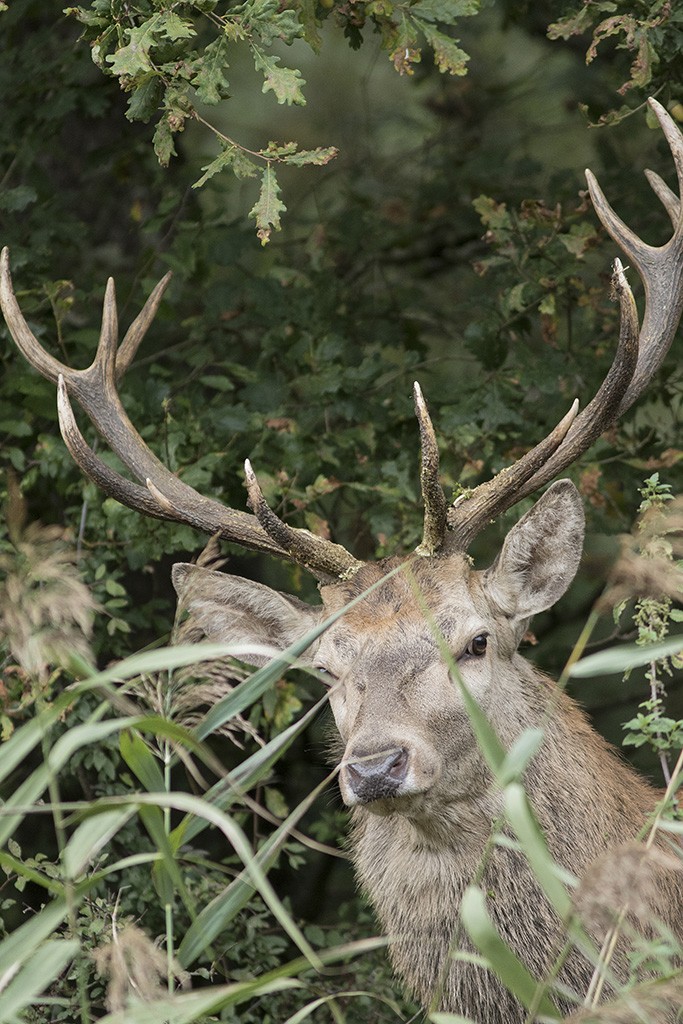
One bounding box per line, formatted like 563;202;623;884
344;747;409;803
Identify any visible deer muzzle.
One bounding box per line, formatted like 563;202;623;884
343;747;410;804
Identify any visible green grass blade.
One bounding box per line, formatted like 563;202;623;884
503;783;573;918
0;899;70;979
94;641;281;685
570;634;683;678
446;661;506;774
459;886;559;1018
131;792;322;970
283;989;403;1024
197;559;412;740
120;728;166;792
430;1015;478;1024
498;729;545;786
0;939;79;1020
63;805;137;879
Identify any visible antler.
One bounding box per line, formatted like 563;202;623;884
0;250;361;583
417;97;683;555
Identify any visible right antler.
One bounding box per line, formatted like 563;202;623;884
0;251;362;583
417;98;683;555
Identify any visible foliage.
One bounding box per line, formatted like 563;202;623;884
548;0;683;124
65;0;479;240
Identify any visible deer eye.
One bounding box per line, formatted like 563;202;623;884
465;633;488;658
314;665;338;683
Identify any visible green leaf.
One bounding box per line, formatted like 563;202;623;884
0;185;37;212
448;662;506;774
120;729;166;792
107;13;195;78
153;115;176;166
249;165;286;245
411;0;479;21
193;145;258;189
570;635;683;677
97;978;301;1024
419;22;470;75
193;34;231;104
157;12;195;42
252;46;306;105
281;146;338;167
132;792;321;970
248;0;303;46
497;729;544;786
178;770;333;966
459;886;559;1016
0;899;71;981
171;696;327;849
126;75;163;122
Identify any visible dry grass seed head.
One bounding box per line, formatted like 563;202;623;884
598;497;683;613
93;923;189;1012
573;842;681;938
0;521;97;682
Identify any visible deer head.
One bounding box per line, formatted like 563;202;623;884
3;97;682;1021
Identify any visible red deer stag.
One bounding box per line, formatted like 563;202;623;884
2;98;682;1023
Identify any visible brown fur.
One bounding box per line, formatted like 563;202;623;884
172;483;683;1022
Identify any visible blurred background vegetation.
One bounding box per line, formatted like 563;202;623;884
0;0;681;1019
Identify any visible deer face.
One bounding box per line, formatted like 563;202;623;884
172;481;585;820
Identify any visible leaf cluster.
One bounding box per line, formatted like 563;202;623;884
548;0;683;124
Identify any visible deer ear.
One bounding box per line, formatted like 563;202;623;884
484;480;585;622
171;564;322;666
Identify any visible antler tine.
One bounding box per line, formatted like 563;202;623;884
649;97;683;195
414;382;447;556
644;168;680;227
98;278;119;383
244;460;362;580
116;271;173;380
55;372;292;555
0;247;67;383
